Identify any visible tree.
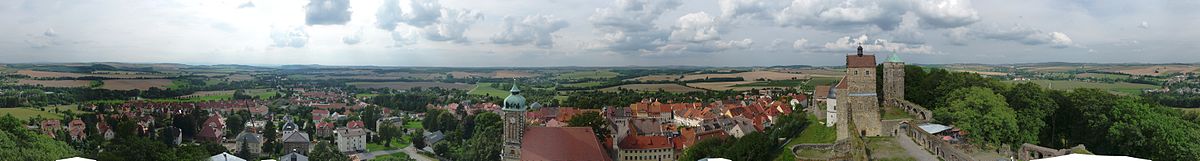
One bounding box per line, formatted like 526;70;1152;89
378;123;397;147
263;120;279;155
0;114;77;160
236;142;258;160
567;111;609;143
309;142;349;161
679;138;728;161
1002;82;1058;145
458;112;502;161
934;87;1020;148
411;128;427;149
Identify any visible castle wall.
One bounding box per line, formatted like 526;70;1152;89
845;67;881;137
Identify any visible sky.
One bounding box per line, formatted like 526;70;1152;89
1;0;1198;67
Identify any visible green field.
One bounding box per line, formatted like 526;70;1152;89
1004;80;1159;95
0;108;63;120
881;106;913;120
468;83;510;98
553;70;619;80
786;115;836;145
1075;73;1130;79
355;93;380;99
562;81;604;88
42;104;91;115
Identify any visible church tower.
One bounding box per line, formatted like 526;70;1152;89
883;54;905;100
500;82;527;161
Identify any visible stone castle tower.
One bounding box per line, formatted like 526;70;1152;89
501;82;527;161
883;54;905;100
841;46;882;137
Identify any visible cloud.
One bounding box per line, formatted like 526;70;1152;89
822;34;936;54
238;1;255;8
669;12;721;43
589;0;682;54
420;8;482;43
889;13;925;44
793;38;808;49
305;0;352;25
342;29;363;45
713;0;980;31
270;26;309;48
375;0;443;30
390;29;420;47
1139;21;1150;29
491;14;570;48
658;39;754;54
43;28;57;37
967;24;1076;48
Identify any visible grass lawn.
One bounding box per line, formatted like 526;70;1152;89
372;152;411;160
1004;80;1159;95
468;83;510;99
881;106;913;120
405;121;423;130
367;135;412;152
0;108;63;120
786;115;837;145
249;89;278;99
42;104;91;115
1075;73;1130;79
356;93;380;99
554;70;619;80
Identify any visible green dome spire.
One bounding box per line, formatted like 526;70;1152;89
885;53;903;63
503;80;526;111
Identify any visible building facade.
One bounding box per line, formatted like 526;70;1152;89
883;54;905;101
334;127;367;152
839;46;883;137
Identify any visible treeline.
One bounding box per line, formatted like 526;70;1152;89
679;111;809;161
422;109;503;161
904;65;1200;160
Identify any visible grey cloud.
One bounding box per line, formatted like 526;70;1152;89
391;29;420;47
491;14;570;49
420;8;481;43
969;24;1075;48
888;13;925;44
305;0;352;25
1140;21;1150;29
719;0;979;31
375;0;404;30
376;0;443;30
589;0;682;54
43;28;57;37
238;1;255;8
669;12;720;43
822;34;935;54
658;39;753;54
342;29;363;45
793;38;808;49
270;26;309;48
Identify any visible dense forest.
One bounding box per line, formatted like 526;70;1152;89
904;65;1200;160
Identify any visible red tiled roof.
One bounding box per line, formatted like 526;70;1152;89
835;76;849;89
619;134;672;149
346;121;365;128
521;127;611;161
846;54;877;68
316;121;335;129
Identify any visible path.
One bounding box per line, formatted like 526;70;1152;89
895;132;939;161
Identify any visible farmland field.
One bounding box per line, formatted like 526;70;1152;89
100;79;174;90
348;82;473;90
632;75;681;81
1004;80;1159;95
0;108;62;120
1110;65;1199;76
492;70;538;78
688;81;758;91
17;70;168;79
468;83;510;98
1075;73;1130;79
730;79;808;87
15;80;94;88
600;84;704;93
562;81;605;88
554;70;619;80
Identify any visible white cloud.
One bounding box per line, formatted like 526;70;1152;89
792;38;807;49
390;29;420;47
305;0;352;25
491;14;570;48
1139;21;1150;29
420;8;482;43
669;12;721;43
43;28;57;37
270;26;309;48
730;0;982;31
965;24;1077;48
238;1;255;8
823;34;935;54
589;0;682;54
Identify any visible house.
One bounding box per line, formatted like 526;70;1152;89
423;131;445;146
315;121;335;138
40;119;62;138
68;119;86;141
346;120;365;129
278;152;308;161
311;109;329;123
198;114;226;142
234;130;263;156
617;134;675;161
209;152;246;161
96;120;114;140
375;117;404;132
281;117;311;154
334;127;367;152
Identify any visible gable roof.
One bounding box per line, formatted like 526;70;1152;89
618;134;672;150
282;131;310;143
209;152;246;161
846;54;877;68
521;127;611;161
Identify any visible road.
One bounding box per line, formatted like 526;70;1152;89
895;132;939;161
356;144;436;161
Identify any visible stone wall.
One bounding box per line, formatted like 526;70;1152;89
885;98;933;122
879;119;908;137
904;122;977;161
883;62;905;100
1017;144;1088;161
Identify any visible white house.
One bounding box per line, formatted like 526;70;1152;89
334;127;367;153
